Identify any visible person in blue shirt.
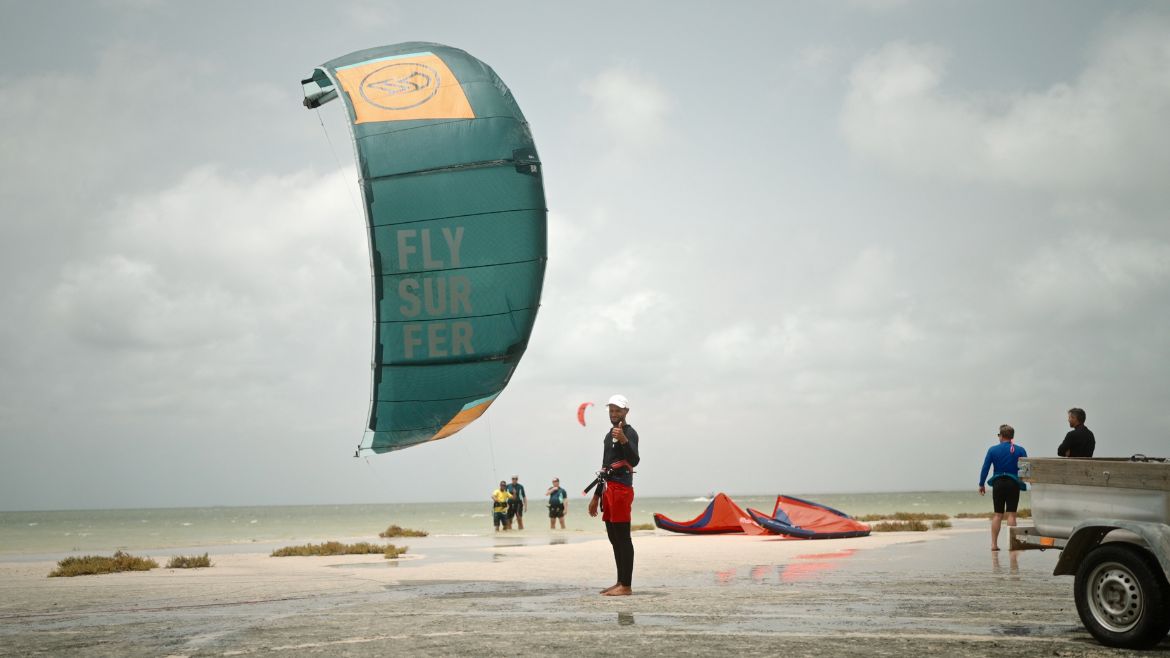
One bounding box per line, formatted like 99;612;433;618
546;477;568;529
978;424;1028;551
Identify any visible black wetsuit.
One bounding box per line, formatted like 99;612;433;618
601;424;640;486
600;423;640;587
506;482;526;519
1058;426;1095;457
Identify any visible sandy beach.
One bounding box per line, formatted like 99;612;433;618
0;519;1153;656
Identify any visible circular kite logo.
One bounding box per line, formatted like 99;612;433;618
360;62;441;111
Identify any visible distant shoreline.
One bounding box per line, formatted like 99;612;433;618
0;489;980;514
1;491;1022;556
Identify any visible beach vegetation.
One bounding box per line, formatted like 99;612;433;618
271;541;406;557
379;524;428;538
870;520;930;532
49;551;159;577
631;523;655;531
166;554;211;569
857;512;949;522
385;545;408;559
930;520;952;529
955;508;1032;519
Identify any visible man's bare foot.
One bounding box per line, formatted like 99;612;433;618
600;583;620;594
602;586;632;596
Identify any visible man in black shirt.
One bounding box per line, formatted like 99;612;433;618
588;393;640;597
1058;407;1095;457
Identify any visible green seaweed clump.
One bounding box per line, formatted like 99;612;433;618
630;523;655;531
379;525;428;538
870;520;930;532
930;520;952;529
49;551;159;577
857;512;949;522
271;541;395;557
166;553;212;569
956;508;1031;519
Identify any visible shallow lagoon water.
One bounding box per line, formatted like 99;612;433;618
0;491;1024;556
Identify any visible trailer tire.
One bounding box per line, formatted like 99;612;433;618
1074;542;1170;650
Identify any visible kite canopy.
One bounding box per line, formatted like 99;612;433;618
302;43;547;454
746;496;871;539
653;493;750;534
576;402;593;427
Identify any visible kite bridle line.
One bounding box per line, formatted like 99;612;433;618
315;107;363;217
316;93;375;462
485;412;499;483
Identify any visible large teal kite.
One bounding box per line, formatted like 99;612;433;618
302;43;546;454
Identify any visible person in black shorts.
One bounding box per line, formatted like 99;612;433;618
491;481;512;532
978;424;1028;551
546;478;568;529
506;475;527;530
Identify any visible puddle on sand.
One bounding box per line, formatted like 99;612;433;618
990;550;1021;574
712;549;860;585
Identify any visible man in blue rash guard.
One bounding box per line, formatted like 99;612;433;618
978;424;1028;551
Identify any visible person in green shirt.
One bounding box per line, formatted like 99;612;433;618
546;477;568;529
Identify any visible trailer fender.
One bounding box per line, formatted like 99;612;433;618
1055;519;1170;583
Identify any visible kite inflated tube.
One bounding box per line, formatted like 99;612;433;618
653;493;750;534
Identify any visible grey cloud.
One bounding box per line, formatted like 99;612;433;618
841;16;1170;193
1014;232;1170;323
579;67;673;157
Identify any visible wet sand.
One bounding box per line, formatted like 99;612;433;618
0;520;1158;656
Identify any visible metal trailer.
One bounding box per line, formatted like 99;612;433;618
1010;457;1170;650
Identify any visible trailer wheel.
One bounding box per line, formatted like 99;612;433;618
1074;542;1170;649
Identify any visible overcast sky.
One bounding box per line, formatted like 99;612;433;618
2;1;1168;511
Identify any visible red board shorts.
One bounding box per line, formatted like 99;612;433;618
602;481;634;523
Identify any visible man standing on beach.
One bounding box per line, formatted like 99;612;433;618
547;478;568;529
979;424;1028;551
1058;408;1095;457
491;481;512;532
506;475;527;530
588;394;640;597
